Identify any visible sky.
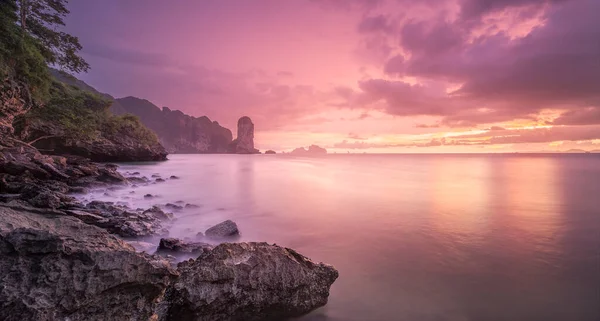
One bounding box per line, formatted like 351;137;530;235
64;0;600;153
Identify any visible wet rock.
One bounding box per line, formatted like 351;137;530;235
144;194;154;198
68;186;88;194
0;205;177;321
125;240;157;253
151;174;161;178
156;178;165;183
143;206;174;221
174;200;184;204
84;201;170;237
165;203;183;211
169;175;180;179
195;232;204;240
127;176;149;184
159;242;339;321
157;238;213;254
184;203;200;209
131;171;140;175
205;220;239;239
265;149;276;154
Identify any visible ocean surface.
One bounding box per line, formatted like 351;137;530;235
82;154;600;321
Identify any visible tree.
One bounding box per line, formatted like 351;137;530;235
17;0;89;74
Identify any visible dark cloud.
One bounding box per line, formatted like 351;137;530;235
358;15;394;33
552;107;600;126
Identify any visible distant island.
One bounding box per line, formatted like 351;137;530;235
291;145;327;155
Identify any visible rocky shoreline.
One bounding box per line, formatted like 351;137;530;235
0;138;338;321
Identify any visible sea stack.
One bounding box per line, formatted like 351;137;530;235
229;116;260;154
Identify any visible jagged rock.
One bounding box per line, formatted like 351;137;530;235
184;203;200;209
159;242;339;321
144;194;154;198
169;175;179;179
157;238;213;254
228;116;260;154
265;150;276;154
84;201;169;237
205;220;239;239
165;203;183;211
156;178;165;183
28;191;62;209
125;240;157;253
152;174;161;178
0;77;33;136
143;206;173;221
0;205;177;321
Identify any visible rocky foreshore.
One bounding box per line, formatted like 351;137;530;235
0;138;338;321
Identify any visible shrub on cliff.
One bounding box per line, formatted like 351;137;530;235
19;80;160;147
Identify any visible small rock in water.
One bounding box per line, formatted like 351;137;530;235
143;206;173;220
175;200;185;204
169;175;180;179
155;178;165;183
144;194;153;198
185;203;200;209
205;220;239;239
131;171;140;175
165;203;183;211
129;191;135;194
196;232;204;240
151;174;160;178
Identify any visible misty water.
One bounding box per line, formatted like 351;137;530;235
80;154;600;321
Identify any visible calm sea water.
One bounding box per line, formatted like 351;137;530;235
83;154;600;321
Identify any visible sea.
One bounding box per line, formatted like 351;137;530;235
80;154;600;321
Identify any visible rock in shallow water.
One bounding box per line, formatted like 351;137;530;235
205;219;239;239
0;205;177;321
159;242;339;321
157;237;213;254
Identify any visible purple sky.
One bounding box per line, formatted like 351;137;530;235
64;0;600;152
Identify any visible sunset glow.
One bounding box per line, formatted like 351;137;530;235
65;0;600;153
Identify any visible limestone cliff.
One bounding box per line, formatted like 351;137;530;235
111;97;233;154
228;116;260;154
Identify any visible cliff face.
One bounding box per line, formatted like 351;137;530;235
0;77;33;136
111;97;233;154
228;116;260;154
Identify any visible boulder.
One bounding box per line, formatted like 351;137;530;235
159;242;339;321
205;220;239;239
0;205;177;321
265;150;276;154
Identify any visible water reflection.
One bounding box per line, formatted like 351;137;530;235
81;154;599;321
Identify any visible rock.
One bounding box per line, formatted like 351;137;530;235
164;203;183;211
125;240;157;253
265;149;276;154
144;194;154;198
85;201;170;237
157;238;213;254
228;116;260;154
195;232;204;240
131;171;140;175
151;174;161;178
0;205;177;321
143;206;174;221
156;178;165;182
205;220;239;239
184;203;200;209
127;176;149;184
169;175;179;179
175;200;184;204
28;191;61;209
159;242;338;321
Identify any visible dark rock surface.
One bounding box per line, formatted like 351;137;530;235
157;238;213;254
159;242;339;321
0;205;177;321
265;149;276;154
111;97;233;153
228;116;260;154
205;220;240;239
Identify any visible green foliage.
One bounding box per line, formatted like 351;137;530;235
18;0;89;73
23;81;160;146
